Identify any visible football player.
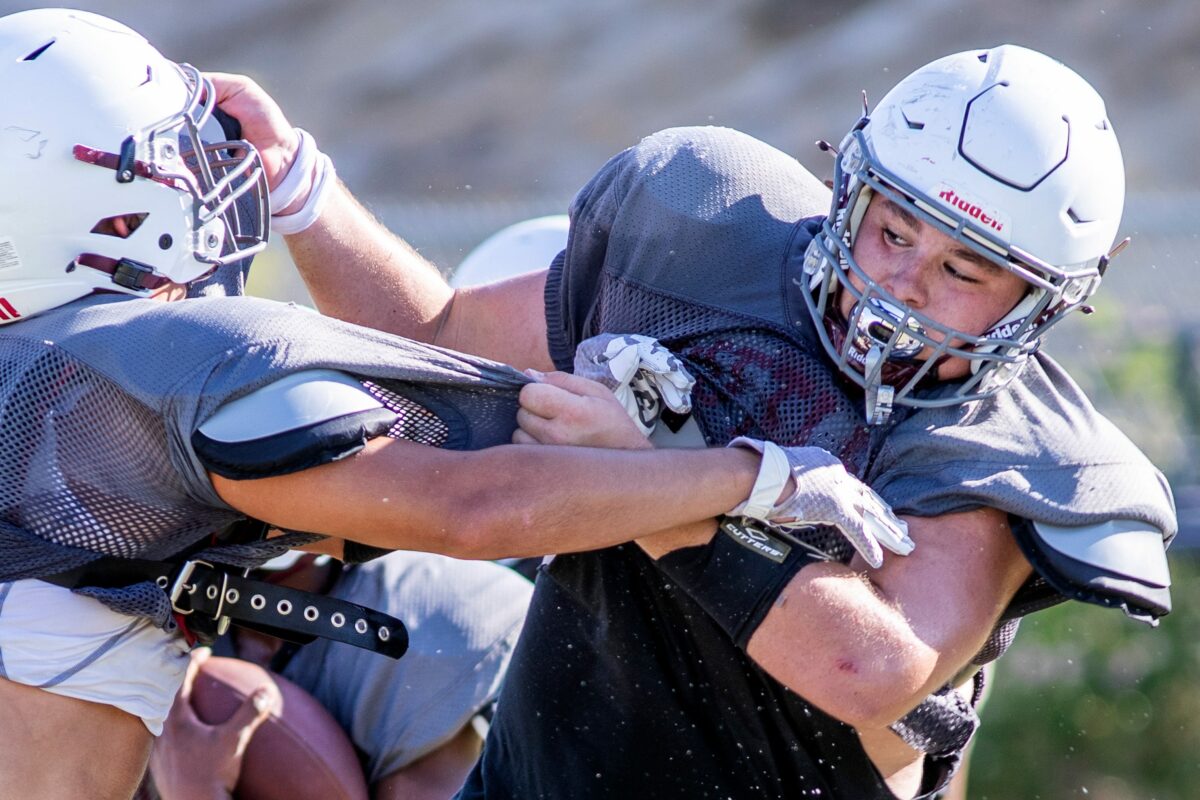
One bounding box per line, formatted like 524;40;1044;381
0;10;907;799
219;43;1176;799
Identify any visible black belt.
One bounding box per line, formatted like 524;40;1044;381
42;556;409;660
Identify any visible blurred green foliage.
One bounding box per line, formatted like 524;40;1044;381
968;554;1200;800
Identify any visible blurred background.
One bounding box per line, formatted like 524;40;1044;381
8;1;1197;796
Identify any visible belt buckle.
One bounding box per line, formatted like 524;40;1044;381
169;559;211;616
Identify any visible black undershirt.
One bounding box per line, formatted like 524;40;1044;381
457;544;896;799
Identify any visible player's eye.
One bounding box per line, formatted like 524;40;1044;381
882;227;908;247
943;262;982;284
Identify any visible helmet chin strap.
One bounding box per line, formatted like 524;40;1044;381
862;346;896;425
969;289;1044;375
74;253;174;292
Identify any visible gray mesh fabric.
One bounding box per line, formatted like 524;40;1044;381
869;353;1177;539
0;293;528;623
891;683;980;757
0;336;234;562
550;126;1174;782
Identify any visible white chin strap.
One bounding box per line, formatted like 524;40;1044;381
969;289;1045;374
844;184;873;250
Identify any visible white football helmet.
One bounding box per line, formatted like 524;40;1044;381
451;215;570;288
0;9;267;323
803;44;1125;424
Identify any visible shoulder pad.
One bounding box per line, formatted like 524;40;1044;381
195;370;397;479
1014;517;1172;624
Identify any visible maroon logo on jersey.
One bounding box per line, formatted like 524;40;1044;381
937;187;1004;232
0;297;21;321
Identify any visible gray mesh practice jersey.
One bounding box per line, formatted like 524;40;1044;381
466;126;1176;800
281;553;533;784
0;294;527;598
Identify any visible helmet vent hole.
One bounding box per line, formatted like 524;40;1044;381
1066;207;1091;225
140;65;153;87
90;213;148;239
22;39;55;61
977;52;988;63
158;234;173;250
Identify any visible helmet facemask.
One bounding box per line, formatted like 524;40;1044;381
73;62;268;292
803;46;1123;425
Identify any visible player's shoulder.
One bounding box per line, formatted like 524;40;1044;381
976;352;1146;463
38;295;322;395
878;352;1176;535
624;126;828;220
569;127;828;316
49;293;304;345
895;352;1139;463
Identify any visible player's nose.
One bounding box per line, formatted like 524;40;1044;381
879;252;930;310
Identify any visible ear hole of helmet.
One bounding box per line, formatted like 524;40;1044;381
90;213;148;239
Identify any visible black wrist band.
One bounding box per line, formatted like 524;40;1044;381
655;516;820;649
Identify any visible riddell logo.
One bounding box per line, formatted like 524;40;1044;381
0;298;20;321
937;187;1005;232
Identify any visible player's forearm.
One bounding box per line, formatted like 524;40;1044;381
283;180;454;341
641;521;943;726
642;508;1027;730
215;438;761;561
425;444;761;559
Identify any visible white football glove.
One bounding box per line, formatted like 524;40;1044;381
573;333;695;436
727;437;914;569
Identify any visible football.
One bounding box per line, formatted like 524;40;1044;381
189;656;370;800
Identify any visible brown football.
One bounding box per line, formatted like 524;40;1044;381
189;656;370;800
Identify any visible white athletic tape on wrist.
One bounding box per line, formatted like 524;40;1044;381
727;437;791;519
271;151;337;236
269;128;320;216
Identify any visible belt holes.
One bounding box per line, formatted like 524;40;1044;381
250;594;266;610
354;619;368;634
331;612;345;628
303;606;319;622
155;576;169;589
277;599;293;615
225;589;240;604
206;585;219;600
378;627;390;641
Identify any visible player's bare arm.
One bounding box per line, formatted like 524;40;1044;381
211;434;762;560
209;73;553;371
745;508;1030;727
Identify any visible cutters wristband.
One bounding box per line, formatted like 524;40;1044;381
655;517;820;648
